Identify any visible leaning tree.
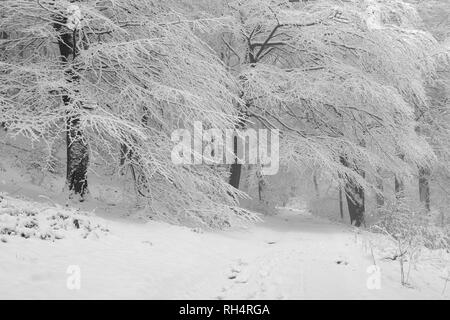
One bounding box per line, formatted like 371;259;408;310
0;0;258;226
194;0;441;225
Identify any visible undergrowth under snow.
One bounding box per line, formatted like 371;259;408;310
0;194;109;242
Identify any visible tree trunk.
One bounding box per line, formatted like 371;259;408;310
229;136;242;188
419;166;431;211
340;156;365;227
66;115;89;198
395;154;405;199
395;175;404;199
228;48;255;190
339;185;344;220
344;181;365;227
119;143;132;171
54;12;89;199
229;164;242;189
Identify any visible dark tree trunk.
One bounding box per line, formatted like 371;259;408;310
313;173;320;198
229;136;242;189
54;12;89;199
339;185;344;220
344;181;365;227
229;163;242;189
340;156;365;227
258;171;263;201
395;175;404;199
120;143;131;168
66;115;89;198
419;166;431;211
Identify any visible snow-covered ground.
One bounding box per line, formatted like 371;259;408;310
1;194;449;300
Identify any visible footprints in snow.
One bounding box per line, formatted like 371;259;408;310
218;249;296;300
227;259;249;283
218;258;261;299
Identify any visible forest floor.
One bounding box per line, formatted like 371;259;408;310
0;194;449;299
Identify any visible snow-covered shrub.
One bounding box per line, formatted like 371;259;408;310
370;197;449;285
0;195;109;241
372;199;449;250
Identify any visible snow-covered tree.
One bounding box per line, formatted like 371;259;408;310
407;0;450;213
197;0;441;225
0;0;258;226
1;0;446;228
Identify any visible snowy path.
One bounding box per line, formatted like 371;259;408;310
0;207;447;299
